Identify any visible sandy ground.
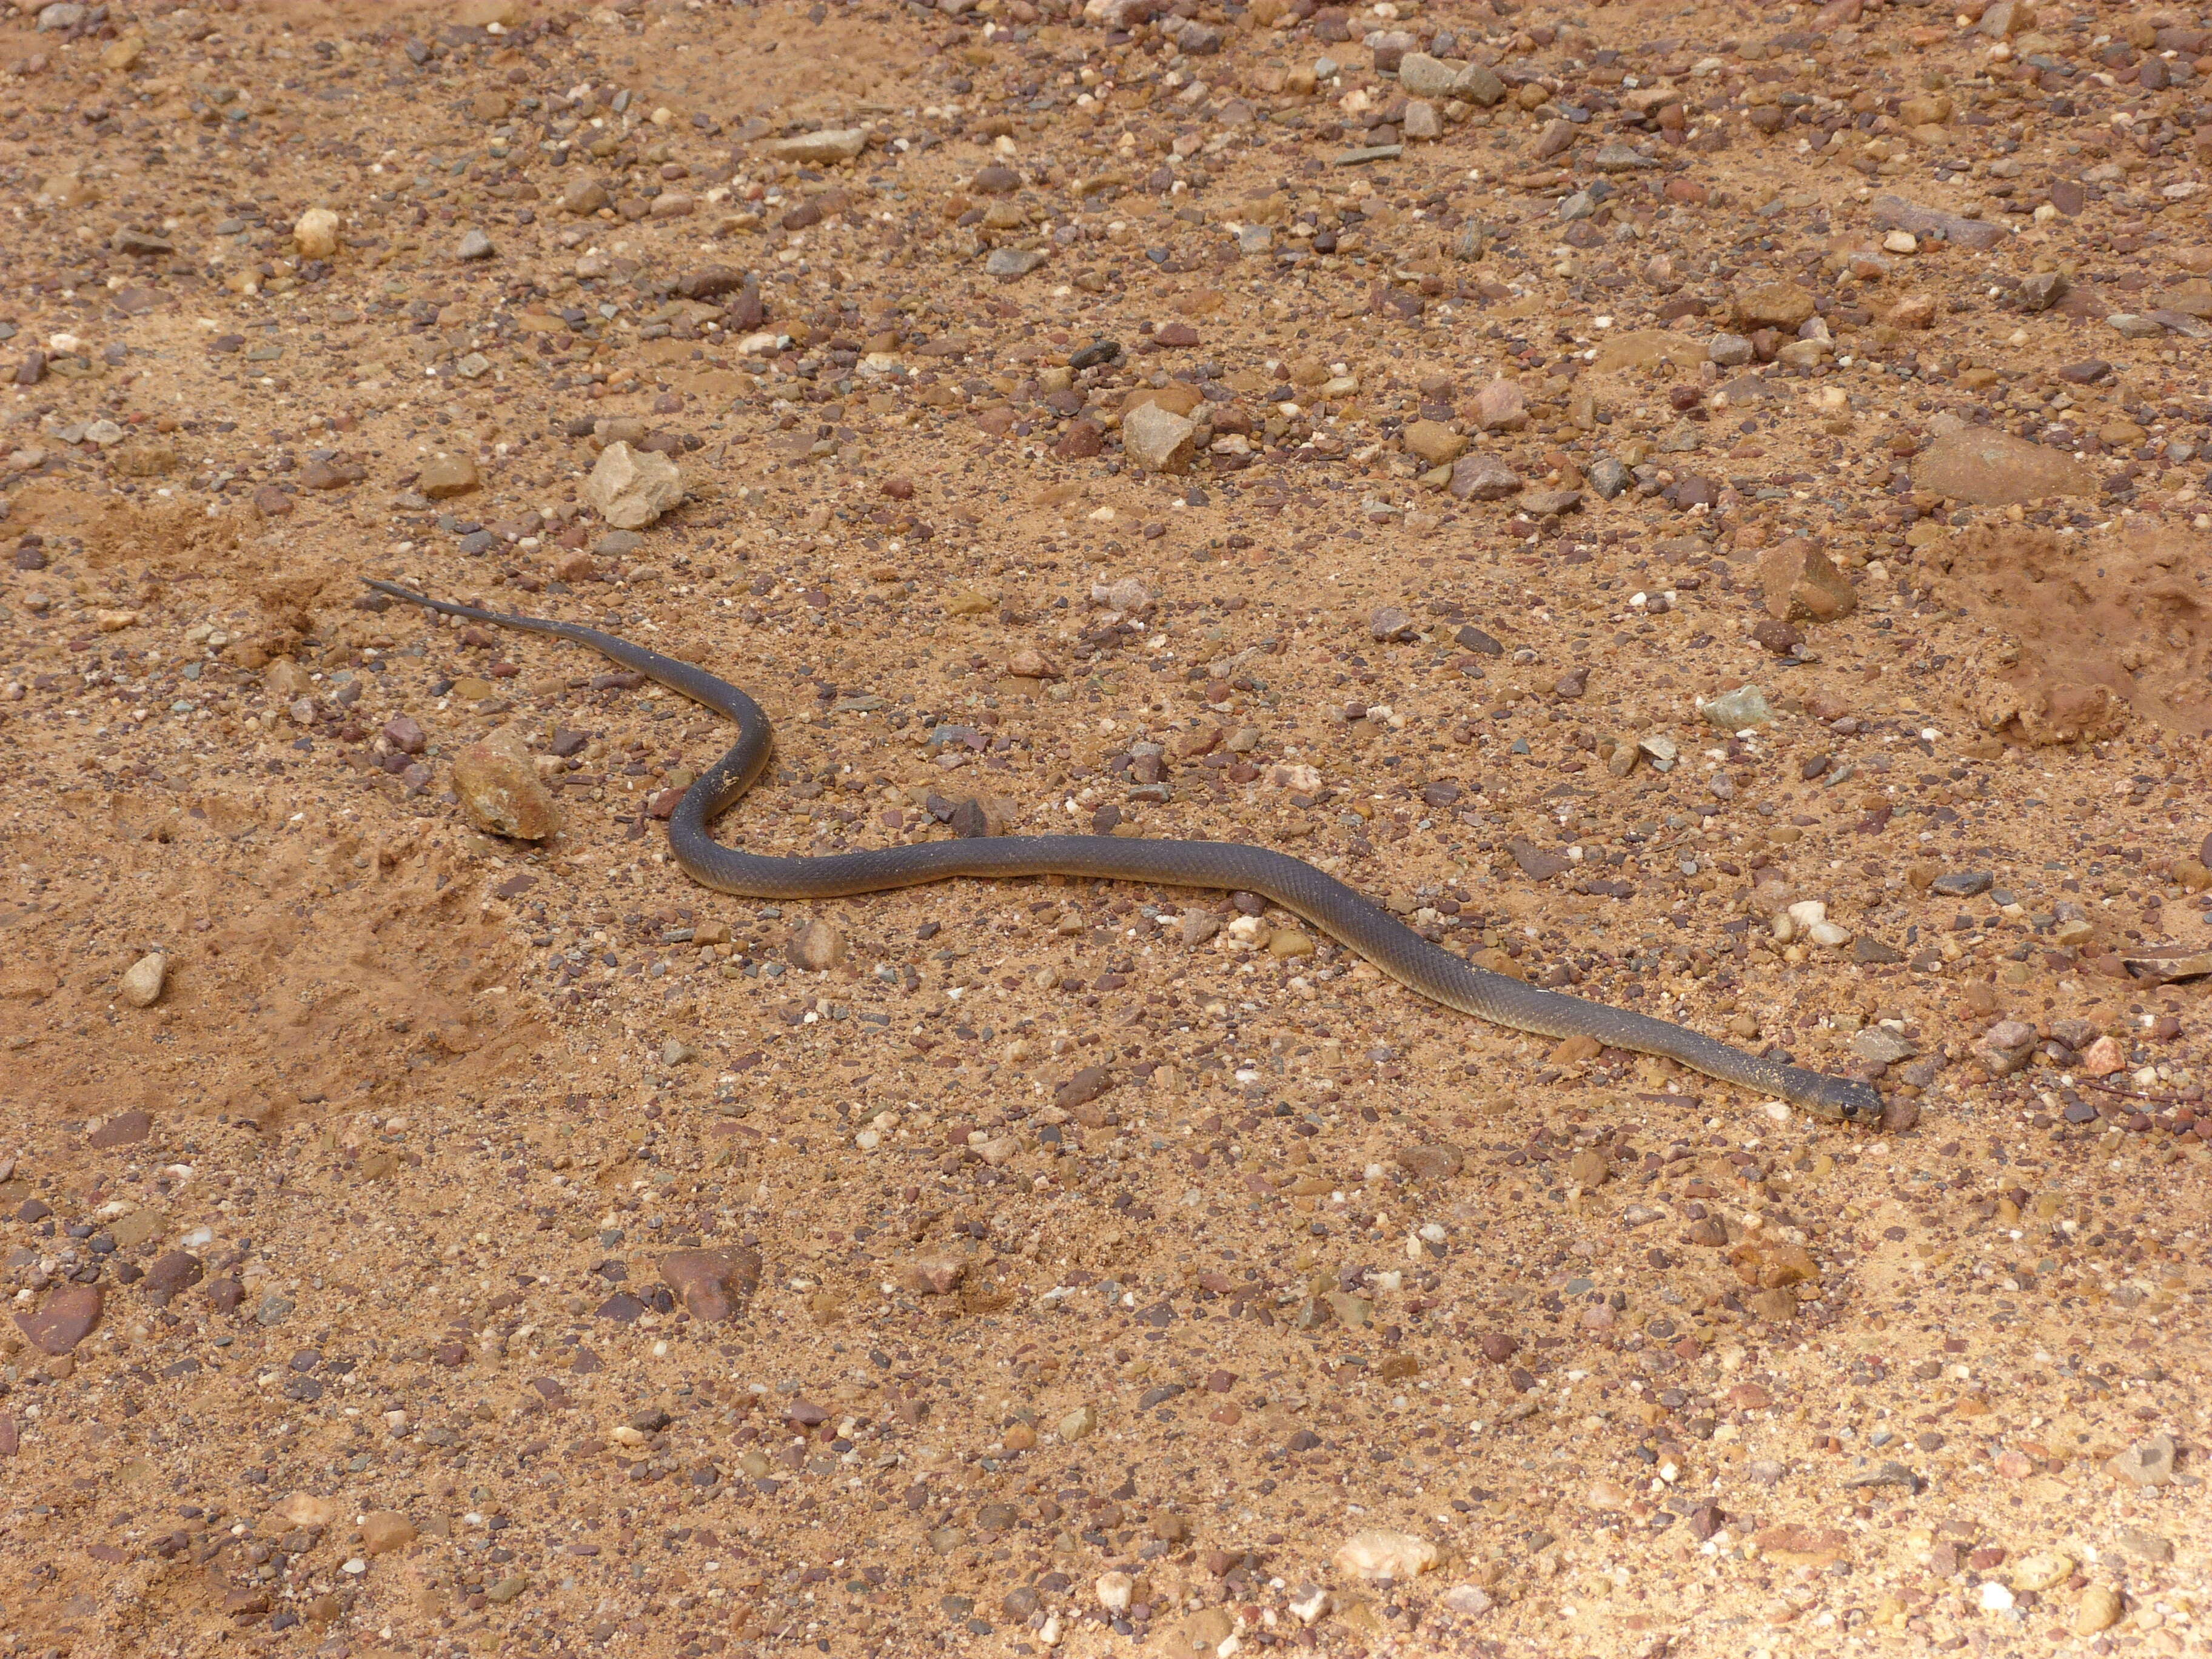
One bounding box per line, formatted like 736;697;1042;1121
1;0;2209;1656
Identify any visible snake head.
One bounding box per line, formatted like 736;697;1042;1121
1831;1078;1886;1125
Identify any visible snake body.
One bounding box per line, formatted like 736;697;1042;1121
364;578;1882;1124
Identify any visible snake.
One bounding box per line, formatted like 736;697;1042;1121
364;578;1884;1124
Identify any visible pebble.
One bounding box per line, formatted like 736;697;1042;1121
1095;1570;1134;1612
1449;452;1520;501
2111;1527;2174;1564
118;951;167;1008
900;1255;966;1295
143;1250;203;1302
276;1492;338;1529
1334;1529;1439;1580
1057;1404;1099;1441
1708;332;1755;367
1849;1027;1915;1066
2016;270;2068;312
1395;52;1460;98
293;208;340;260
1395;1143;1464;1181
2009;1553;2073;1593
658;1247;760;1321
1472;379;1527;431
1701;685;1771;730
1931;870;1993;897
758;129;867;163
2076;1584;2124;1635
87;1109;152;1149
1121;403;1199;473
15;1284;101;1355
1911;427;2094;506
1399;418;1465;465
1757;540;1856;624
1368;606;1415;642
2106;1432;2176;1489
1592;142;1658;172
561;176;610;215
452;726;562;842
1735;282;1816;329
1869;193;2008;251
360;1510;418;1555
984;247;1047;278
586;441;683;530
788;919;845;972
2080;1034;2125;1076
417;452;480;500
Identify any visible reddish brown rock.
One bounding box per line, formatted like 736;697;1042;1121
87;1108;152;1148
898;1256;967;1295
1757;540;1858;623
16;1285;102;1355
657;1247;762;1321
143;1250;204;1302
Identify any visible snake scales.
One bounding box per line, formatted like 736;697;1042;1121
365;578;1882;1124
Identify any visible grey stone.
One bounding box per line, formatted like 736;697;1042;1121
1236;224;1275;256
1402;99;1442;141
1396;52;1460;98
1369;606;1416;642
2147;308;2212;340
1588;457;1629;498
1453;62;1506;105
757;129;868;164
1870;193;2008;251
1931;871;1994;897
1700;686;1771;730
1592;142;1660;172
455;229;495;261
1849;1027;1917;1067
1708;332;1755;367
984;247;1046;278
36;2;87;29
1843;1461;1923;1494
2016;270;2068;312
1366;28;1417;71
1448;452;1520;501
2111;1527;2174;1564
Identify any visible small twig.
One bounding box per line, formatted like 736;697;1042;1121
2075;1078;2199;1110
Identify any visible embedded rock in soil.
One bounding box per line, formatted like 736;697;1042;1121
659;1248;763;1321
1911;427;2095;506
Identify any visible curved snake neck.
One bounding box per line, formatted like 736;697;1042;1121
363;578;1884;1125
